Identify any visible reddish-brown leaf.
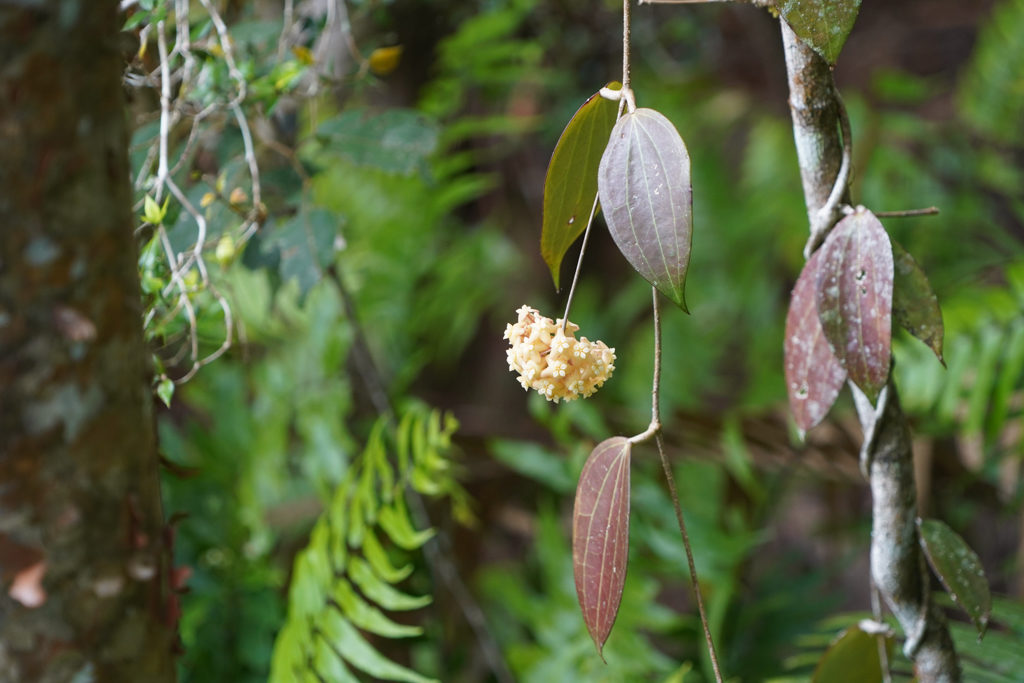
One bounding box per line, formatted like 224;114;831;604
816;208;894;403
785;248;848;433
573;436;632;657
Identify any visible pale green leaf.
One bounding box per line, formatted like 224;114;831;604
378;495;435;550
362;527;413;583
319;609;436;683
313;634;359;683
348;556;431;611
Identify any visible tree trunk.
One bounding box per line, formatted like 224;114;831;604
0;2;177;681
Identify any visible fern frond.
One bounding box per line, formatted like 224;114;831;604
269;405;461;682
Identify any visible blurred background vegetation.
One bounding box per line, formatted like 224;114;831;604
125;0;1024;680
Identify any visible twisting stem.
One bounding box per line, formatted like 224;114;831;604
803;81;851;259
781;19;960;681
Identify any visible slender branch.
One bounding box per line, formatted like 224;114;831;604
560;193;601;332
655;434;724;683
628;289;723;681
623;0;632;93
780;19;960;681
874;207;940;218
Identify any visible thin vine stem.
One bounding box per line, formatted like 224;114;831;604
873;206;940;218
560;193;601;332
803;82;852;259
561;0;633;330
630;288;724;683
622;0;632;93
656;433;724;683
872;580;894;683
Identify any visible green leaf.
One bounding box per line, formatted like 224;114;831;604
598;108;694;311
362;527;413;584
319;610;437;683
774;0;862;65
541;82;621;289
573;436;632;657
490;439;575;493
892;239;944;364
143;194;168;225
347;488;365;549
812;624;885;682
957;0;1024;145
988;321;1024;440
317;109;439;175
289;551;327;620
378;495;435;550
156;377;175;407
331;577;423;638
313;635;359;683
348;556;431;612
263;208;343;297
918;518;991;636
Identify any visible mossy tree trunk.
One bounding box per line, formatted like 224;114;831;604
0;2;177;680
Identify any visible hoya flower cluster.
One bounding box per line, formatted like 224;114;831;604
504;305;616;402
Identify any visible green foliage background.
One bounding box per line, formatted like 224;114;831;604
133;0;1024;681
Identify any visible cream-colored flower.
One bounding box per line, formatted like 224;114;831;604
503;305;616;403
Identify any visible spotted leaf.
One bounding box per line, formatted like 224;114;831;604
918;518;991;637
785;247;848;433
816;208;893;403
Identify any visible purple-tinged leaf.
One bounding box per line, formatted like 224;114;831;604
785;248;848;433
918;518;991;637
816;208;893;403
598;108;693;312
892;239;944;364
573;436;631;657
541;83;621;289
773;0;862;65
812;624;888;683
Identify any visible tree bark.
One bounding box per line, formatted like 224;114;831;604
0;2;177;681
779;20;960;682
